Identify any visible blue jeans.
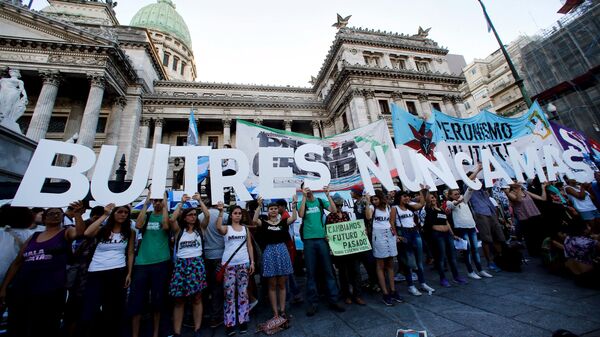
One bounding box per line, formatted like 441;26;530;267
399;228;425;286
432;231;460;280
456;228;482;273
303;239;339;305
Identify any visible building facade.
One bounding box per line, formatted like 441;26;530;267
459;36;532;116
0;0;466;186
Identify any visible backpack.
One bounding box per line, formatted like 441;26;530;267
299;198;325;240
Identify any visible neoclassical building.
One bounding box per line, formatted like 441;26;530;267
0;0;466;186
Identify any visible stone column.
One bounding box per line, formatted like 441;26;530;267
78;74;106;148
284;119;292;132
138;118;151;149
344;104;354;129
152;118;164;146
223;118;231;145
105;96;126;145
418;93;432;119
391;91;407;111
442;95;456;116
349;89;369;127
452;96;465;118
363;90;378;123
26;71;61;141
311;120;321;137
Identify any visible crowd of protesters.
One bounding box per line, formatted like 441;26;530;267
0;167;599;337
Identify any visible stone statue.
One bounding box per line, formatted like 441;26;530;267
0;68;28;133
332;14;351;29
414;26;431;39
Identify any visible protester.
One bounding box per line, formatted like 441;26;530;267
591;172;600;210
216;202;254;336
0;202;85;337
327;194;366;306
167;194;210;337
565;178;600;232
80;203;135;336
129;192;171;337
0;206;35;283
563;222;600;288
365;190;402;305
506;182;547;257
297;185;345;316
390;185;436;296
351;186;379;293
424;193;467;287
276;199;302;305
446;188;493;279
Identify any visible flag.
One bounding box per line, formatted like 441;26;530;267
187;109;210;183
558;0;584;14
486;16;492;33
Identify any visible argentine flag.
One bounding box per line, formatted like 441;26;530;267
188;110;210;182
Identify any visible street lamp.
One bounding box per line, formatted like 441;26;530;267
545;103;560;121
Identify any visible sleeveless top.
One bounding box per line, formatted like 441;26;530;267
222;226;249;266
88;232;128;272
13;229;70;295
512;192;541;221
566;186;597;213
176;230;203;259
369;206;391;230
395;206;416;228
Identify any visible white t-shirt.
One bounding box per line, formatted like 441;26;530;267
176;230;203;259
88;232;128;272
395;206;416;228
566;186;597;212
222;226;249;266
446;201;476;229
369;205;391;230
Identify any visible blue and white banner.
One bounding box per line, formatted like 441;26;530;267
188;110;209;182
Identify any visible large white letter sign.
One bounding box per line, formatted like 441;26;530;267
91;145;154;206
148;144;171;198
294;144;331;190
413;151;458;190
170;146;211;197
544;146;575;181
562;148;593;182
210;149;252;204
353;146;395;195
480;148;514;187
507;146;547;183
453;152;482;190
391;148;422;192
259;147;295;199
13;140;96;207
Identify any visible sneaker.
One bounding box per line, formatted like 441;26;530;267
440;278;451;287
344;297;352;305
391;291;405;303
453;276;468;285
467;272;482;280
306;304;318;317
209;319;224;329
394;273;406;282
382;294;394;306
225;326;236;336
420;283;436;293
408;286;422;296
239;322;248;334
249;298;259;311
479;270;493;278
488;262;501;272
329;302;346;313
411;272;418;281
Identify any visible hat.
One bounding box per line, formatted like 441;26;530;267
350;186;363;195
332;193;344;206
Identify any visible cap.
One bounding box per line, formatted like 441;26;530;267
350;186;363;195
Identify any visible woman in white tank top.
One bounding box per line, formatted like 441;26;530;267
565;179;600;225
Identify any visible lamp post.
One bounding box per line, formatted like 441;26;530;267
477;0;533;108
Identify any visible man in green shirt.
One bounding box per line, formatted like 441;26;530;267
129;194;170;337
298;184;346;316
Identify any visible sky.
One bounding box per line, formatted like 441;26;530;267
33;0;565;87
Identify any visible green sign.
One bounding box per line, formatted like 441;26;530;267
326;220;372;256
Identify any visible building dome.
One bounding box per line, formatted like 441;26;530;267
130;0;192;48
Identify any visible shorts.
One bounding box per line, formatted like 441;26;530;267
128;260;171;315
473;214;505;244
579;209;600;221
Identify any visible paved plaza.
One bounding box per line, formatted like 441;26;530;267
181;262;600;337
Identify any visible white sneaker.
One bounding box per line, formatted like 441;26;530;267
420;283;436;293
467;272;482;280
408;285;422;296
479;270;493;278
394;273;406;282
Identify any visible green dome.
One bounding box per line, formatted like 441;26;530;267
130;0;192;48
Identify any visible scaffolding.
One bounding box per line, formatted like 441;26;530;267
519;0;600;141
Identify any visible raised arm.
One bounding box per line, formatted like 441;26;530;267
161;192;170;231
409;184;430;210
298;189;308;218
252;197;263;227
171;194;189;223
194;193;210;230
169;201;183;233
287;194;298;225
565;184;587;200
468;163;483;181
527;182;548;201
66;200;86;241
215;202;227;235
135;193;151;230
364;193;372;220
324;186;337;213
506;188;523;202
85;203;114;238
463;188;473;203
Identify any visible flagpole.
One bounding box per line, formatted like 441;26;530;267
477;0;533;108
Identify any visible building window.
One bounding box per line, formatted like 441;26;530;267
342;113;349;130
96;117;107;133
180;62;186;75
465;101;471;110
47;116;68;133
390;55;407;70
378;100;391;114
416;61;429;72
406;101;418;116
431;102;441;112
471;68;477;75
176;135;187;146
172;57;179;71
162;52;170;66
208;136;218;149
363;53;381;67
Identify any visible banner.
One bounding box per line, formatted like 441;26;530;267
235;119;395;192
551;122;600;172
391;101;563;180
326;219;371;256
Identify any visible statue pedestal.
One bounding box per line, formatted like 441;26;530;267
0;125;36;183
